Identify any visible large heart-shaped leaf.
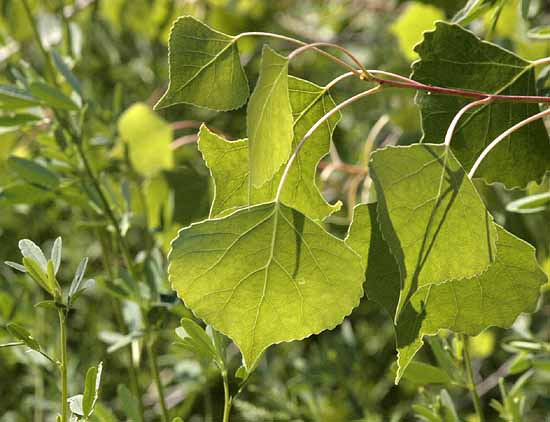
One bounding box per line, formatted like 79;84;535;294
169;202;364;368
413;22;550;188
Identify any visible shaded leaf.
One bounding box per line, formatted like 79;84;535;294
29;82;79;111
155;16;249;111
506;192;550;214
7;322;40;352
400;361;452;385
413;22;550;188
117;384;141;422
395;226;546;381
247;45;294;188
83;362;103;417
8;156;60;189
169;202;364;368
0;85;41;109
369;143;497;319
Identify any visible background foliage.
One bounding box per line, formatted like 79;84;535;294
0;0;549;421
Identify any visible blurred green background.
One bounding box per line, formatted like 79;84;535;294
0;0;549;421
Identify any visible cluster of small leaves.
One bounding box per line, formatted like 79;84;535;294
160;16;547;382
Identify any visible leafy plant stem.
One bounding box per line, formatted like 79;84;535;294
73;141;136;279
222;370;232;422
58;308;68;422
275;85;382;201
461;334;484;422
21;0;57;84
146;336;170;422
469;107;550;178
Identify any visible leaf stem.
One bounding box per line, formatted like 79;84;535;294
222;370;231;422
146;336;170;422
461;334;485;422
58;308;68;422
275;85;382;201
369;69;550;103
288;42;370;78
469;107;550;179
236;32;364;79
444;97;494;147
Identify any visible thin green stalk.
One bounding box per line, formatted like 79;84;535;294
97;230;145;421
146;337;170;422
21;0;57;84
461;335;485;422
222;370;231;422
58;309;68;422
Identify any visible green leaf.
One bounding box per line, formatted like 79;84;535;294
23;257;53;295
198;77;341;220
19;239;48;271
413;22;550;188
46;259;62;299
8;156;60;189
68;394;84;416
0;85;41;109
117;384;141;422
29;82;79;111
400;361;452;385
247;45;294;188
6;322;41;352
0;113;41;127
527;26;550;40
452;0;493;25
155;16;249;111
345;203;400;317
51;237;62;275
369;144;498;319
169;202;364;368
118;103;174;178
390;2;444;60
83;362;103;417
51;51;84;99
175;318;218;362
506;192;550;214
68;257;89;300
4;261;26;272
522;0;531;19
395;226;546;382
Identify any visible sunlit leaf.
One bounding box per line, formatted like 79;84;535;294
169;202;364;368
247;45;294;187
155;15;249;110
199;76;341;220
